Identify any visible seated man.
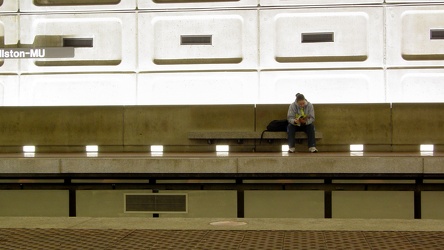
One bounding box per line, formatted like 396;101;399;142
287;93;318;153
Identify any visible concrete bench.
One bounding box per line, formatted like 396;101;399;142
188;131;323;144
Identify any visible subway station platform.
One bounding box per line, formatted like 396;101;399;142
1;217;444;249
1;152;444;219
1;152;444;249
0;151;443;177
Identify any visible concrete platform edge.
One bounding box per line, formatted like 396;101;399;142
0;217;443;232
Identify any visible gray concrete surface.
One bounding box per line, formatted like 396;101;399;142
424;157;444;173
1;217;444;231
393;103;444;144
0;106;124;146
123;105;255;146
61;158;238;174
0;158;60;174
0;153;441;174
237;156;424;173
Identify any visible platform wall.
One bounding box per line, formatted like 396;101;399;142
0;103;442;152
2;189;444;219
0;1;443;105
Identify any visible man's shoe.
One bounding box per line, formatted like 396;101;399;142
288;147;296;153
309;147;318;153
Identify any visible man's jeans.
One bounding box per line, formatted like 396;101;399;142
287;123;316;148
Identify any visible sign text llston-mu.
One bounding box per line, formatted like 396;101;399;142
0;48;75;59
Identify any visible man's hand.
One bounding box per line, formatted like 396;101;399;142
299;117;307;124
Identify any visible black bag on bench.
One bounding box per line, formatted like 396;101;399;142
266;119;288;132
260;119;288;144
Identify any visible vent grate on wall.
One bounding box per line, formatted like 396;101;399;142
63;38;93;48
124;193;187;213
430;29;444;40
301;32;334;43
181;35;212;45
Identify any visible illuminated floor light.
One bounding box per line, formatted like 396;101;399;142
216;145;229;156
350;144;364;152
420;144;434;156
150;145;164;156
151;145;164;152
350;144;364;156
23;145;35;153
23;146;36;157
86;145;98;157
87;152;98;157
350;152;364;156
216;145;229;152
281;145;290;156
420;144;434;152
86;145;99;152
